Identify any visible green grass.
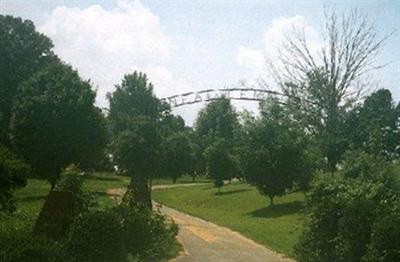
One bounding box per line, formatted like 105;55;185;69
84;172;130;208
14;172;130;215
153;183;306;257
152;174;211;185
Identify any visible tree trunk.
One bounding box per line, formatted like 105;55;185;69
269;196;274;206
123;176;152;209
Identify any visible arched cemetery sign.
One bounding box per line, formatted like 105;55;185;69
161;88;285;108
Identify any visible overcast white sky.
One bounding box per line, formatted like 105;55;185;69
1;0;399;125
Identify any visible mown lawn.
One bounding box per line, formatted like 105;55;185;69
153;183;306;257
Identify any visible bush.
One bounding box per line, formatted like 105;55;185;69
0;145;29;213
0;220;63;262
64;204;178;262
295;152;400;262
115;204;178;261
363;200;400;262
55;164;97;211
65;209;127;262
34;164;96;239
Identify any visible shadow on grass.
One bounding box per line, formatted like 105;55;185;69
18;195;46;203
248;201;305;218
85;175;122;182
214;189;251;196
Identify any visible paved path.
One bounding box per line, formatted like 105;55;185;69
158;203;294;262
108;184;295;262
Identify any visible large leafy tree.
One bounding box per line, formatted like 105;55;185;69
11;62;107;187
241;98;306;205
108;72;168;208
195;97;239;189
0;15;56;144
195;96;239;146
161;131;196;183
345;89;400;158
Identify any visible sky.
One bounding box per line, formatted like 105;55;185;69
1;0;399;125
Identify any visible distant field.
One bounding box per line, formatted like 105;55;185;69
153;183;306;257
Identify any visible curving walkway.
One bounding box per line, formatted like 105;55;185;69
107;184;295;262
158;203;294;262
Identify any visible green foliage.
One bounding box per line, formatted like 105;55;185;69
34;165;96;239
204;139;239;192
0;15;55;144
241;98;307;204
11;62;107;187
56;164;97;211
108;72;168;136
195;97;240;189
0;145;29;213
295;153;400;262
66;204;178;262
116;204;179;261
108;72;170;207
65;209;127;262
161;131;196;183
284;69;349;171
112;117;161;178
363;200;400;262
195;96;239;146
0;219;62;262
345;89;400;159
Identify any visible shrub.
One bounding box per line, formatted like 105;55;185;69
295;153;400;262
34;164;96;239
0;219;63;262
55;164;97;211
116;204;178;261
363;200;400;262
65;204;178;262
65;209;127;262
0;145;29;213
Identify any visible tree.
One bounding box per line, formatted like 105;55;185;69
195;97;240;190
186;130;204;182
0;145;29;213
265;8;389;171
203;139;239;193
343;89;400;160
195;96;239;146
241;98;305;205
0;15;56;145
11;62;107;187
160;131;196;183
108;72;168;208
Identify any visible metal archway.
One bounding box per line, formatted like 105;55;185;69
161;88;286;108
